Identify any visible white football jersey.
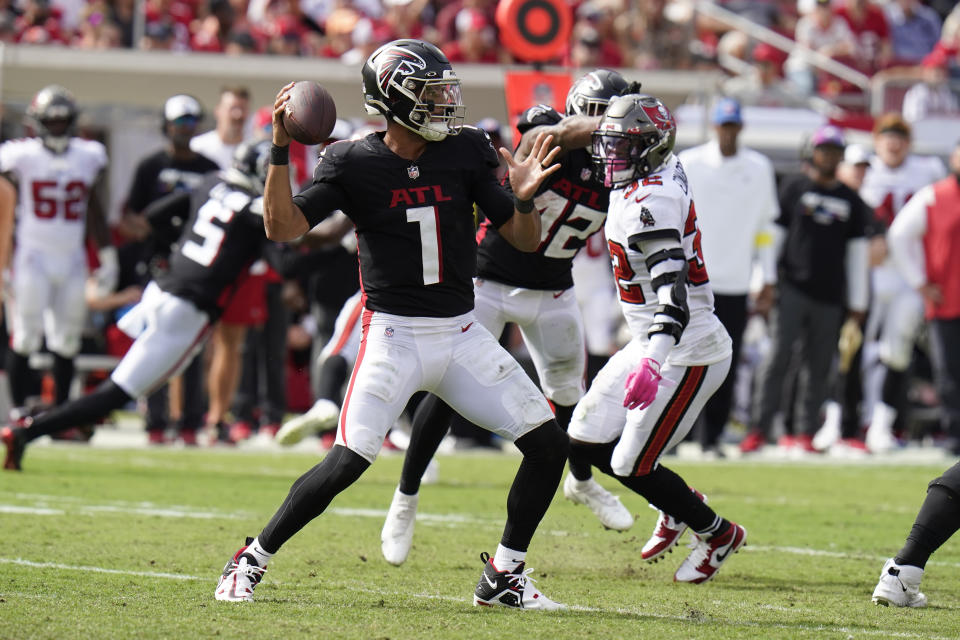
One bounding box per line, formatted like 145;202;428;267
0;137;108;253
604;154;731;366
860;154;946;226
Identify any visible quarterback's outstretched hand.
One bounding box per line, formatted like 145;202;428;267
500;132;562;201
623;358;670;410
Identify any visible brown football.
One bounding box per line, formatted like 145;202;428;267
282;81;338;145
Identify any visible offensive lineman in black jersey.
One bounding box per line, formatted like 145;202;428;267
1;140;282;471
214;39;569;610
379;70;643;569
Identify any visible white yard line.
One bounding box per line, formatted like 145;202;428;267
0;557;201;580
5;494;960;569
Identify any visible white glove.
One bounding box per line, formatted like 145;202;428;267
93;246;119;297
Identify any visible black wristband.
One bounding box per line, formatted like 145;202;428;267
514;196;535;214
270;144;290;165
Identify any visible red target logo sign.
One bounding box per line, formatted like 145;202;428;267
496;0;572;62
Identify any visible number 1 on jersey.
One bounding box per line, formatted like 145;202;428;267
407;206;442;285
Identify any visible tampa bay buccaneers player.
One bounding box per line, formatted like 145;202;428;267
568;93;746;584
378;69;641;570
214;39;569;610
0;85;116;415
1;140;282;470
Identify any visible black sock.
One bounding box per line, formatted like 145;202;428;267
500;420;568;551
6;350;32;407
881;367;906;408
23;380;131;443
553;403;592;481
896;485;960;569
317;355;348;404
258;445;370;553
52;353;75;406
398;394;451;495
617;464;723;534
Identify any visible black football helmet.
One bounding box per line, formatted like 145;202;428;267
226;139;271;194
591;94;677;188
565;69;631;117
25;85;78;154
362;39;465;142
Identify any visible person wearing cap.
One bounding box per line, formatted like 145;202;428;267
855;113;946;452
740;124;872;454
122;93;220;446
677;98;780;457
812;140;880;455
837;143;872;191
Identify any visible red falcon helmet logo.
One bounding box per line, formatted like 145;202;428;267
375;47;427;94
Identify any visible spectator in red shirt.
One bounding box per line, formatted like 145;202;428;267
835;0;892;73
443;7;500;63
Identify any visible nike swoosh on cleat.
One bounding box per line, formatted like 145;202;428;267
715;547;732;563
461;322;473;333
484;573;497;589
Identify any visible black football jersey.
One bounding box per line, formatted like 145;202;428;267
154;174;270;318
476;107;610;290
293;127;513;317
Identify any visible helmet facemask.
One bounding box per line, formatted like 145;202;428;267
402;75;465;141
27;86;77;155
591;129;665;188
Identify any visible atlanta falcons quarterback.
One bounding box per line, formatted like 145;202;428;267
214;39;570;610
567;93;747;584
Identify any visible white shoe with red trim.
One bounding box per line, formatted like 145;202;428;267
641;489;707;562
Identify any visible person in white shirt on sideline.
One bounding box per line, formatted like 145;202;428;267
677;97;780;457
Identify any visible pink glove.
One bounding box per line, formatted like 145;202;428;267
623;358;664;410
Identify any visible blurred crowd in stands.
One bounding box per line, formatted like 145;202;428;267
1;0;959;108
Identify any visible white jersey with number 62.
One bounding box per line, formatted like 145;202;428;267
0;137;107;254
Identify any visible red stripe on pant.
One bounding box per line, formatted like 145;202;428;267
634;365;707;476
146;322;212;395
338;308;374;448
329;299;364;357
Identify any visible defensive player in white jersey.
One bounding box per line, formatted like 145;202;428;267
0;85;116;415
568;94;747;583
858;114;945;452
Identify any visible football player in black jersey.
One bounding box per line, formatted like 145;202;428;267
214;39;569;610
379;70;642;570
1;140;282;471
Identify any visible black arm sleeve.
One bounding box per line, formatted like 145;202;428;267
292;181;350;229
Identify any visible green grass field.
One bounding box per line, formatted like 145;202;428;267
2;444;959;639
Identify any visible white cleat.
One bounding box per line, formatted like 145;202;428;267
674;522;747;584
813;401;841;451
381;487;419;566
215;539;267;602
866;424;898;454
641;489;708;562
563;473;634;531
473;552;565;611
872;558;927;607
275;398;340;446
